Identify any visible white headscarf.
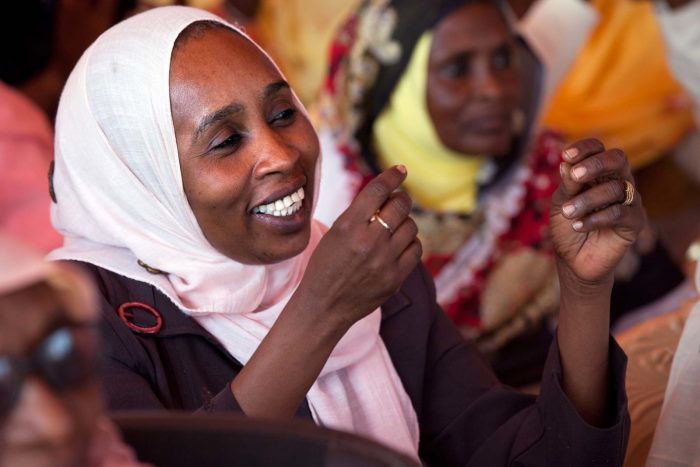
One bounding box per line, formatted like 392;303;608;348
48;6;418;457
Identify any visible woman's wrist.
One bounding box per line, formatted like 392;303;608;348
556;257;614;300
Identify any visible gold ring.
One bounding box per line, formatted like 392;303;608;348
622;180;635;206
370;211;393;234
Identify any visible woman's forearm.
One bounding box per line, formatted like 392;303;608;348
230;293;350;420
556;259;613;427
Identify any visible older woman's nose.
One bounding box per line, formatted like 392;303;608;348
253;127;300;177
473;65;505;100
3;378;73;447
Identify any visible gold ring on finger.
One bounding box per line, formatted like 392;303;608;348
622;180;635;206
369;210;393;234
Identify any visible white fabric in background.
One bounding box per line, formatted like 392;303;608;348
48;6;418;457
647;263;700;466
655;0;700;125
517;0;599;118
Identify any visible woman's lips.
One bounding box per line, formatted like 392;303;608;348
469;114;511;133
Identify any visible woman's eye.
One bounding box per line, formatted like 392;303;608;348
492;48;512;70
270;108;296;126
440;59;470;79
211;133;243;152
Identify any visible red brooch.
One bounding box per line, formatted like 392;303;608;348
117;302;163;334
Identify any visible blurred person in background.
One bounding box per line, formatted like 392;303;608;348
0;234;143;467
315;0;684;386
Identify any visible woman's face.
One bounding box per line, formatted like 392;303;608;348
0;282;101;467
170;27;320;265
426;2;521;157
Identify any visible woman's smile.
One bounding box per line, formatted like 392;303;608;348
250;185;310;234
251;185;305;216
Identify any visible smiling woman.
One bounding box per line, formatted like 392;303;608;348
47;6;637;466
170;24;319;264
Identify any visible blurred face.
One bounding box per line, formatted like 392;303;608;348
0;282;101;467
170;27;320;265
426;2;521;157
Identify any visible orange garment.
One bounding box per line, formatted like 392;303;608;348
542;0;695;169
254;0;361;105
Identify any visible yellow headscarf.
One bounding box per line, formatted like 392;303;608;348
542;0;694;169
373;32;484;214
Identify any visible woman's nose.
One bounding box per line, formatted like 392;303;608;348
253;127;299;178
3;378;73;447
474;66;505;100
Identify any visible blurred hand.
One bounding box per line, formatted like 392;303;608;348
298;166;421;328
550;139;645;285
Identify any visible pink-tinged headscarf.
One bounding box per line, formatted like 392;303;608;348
48;6;418;457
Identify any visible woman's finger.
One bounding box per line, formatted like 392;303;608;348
396;239;423;282
561;179;629;220
567;148;632;185
559;161;584;197
369;191;412;237
347;166;407;221
570;193;643;234
561;138;606;165
387;216;419;258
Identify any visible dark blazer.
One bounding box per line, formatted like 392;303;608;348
82;262;629;467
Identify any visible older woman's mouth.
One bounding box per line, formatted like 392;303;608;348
251;187;305;217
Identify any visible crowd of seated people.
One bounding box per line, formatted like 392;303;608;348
1;1;699;466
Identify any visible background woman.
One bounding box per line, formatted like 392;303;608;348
316;0;684;386
49;6;637;465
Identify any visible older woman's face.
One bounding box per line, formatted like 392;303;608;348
426;2;520;157
170;28;320;264
0;282;101;467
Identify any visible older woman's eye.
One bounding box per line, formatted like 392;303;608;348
212;133;243;152
492;47;513;71
439;57;470;79
270;108;296;126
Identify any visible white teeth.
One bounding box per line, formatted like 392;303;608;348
252;187;306;217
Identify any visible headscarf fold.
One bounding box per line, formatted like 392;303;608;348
49;6;418;457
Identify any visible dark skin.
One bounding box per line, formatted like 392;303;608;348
427;2;520;157
171;27;644;427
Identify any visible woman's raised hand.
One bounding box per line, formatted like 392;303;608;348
299;166;422;329
233;167;420;418
550;139;645;285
